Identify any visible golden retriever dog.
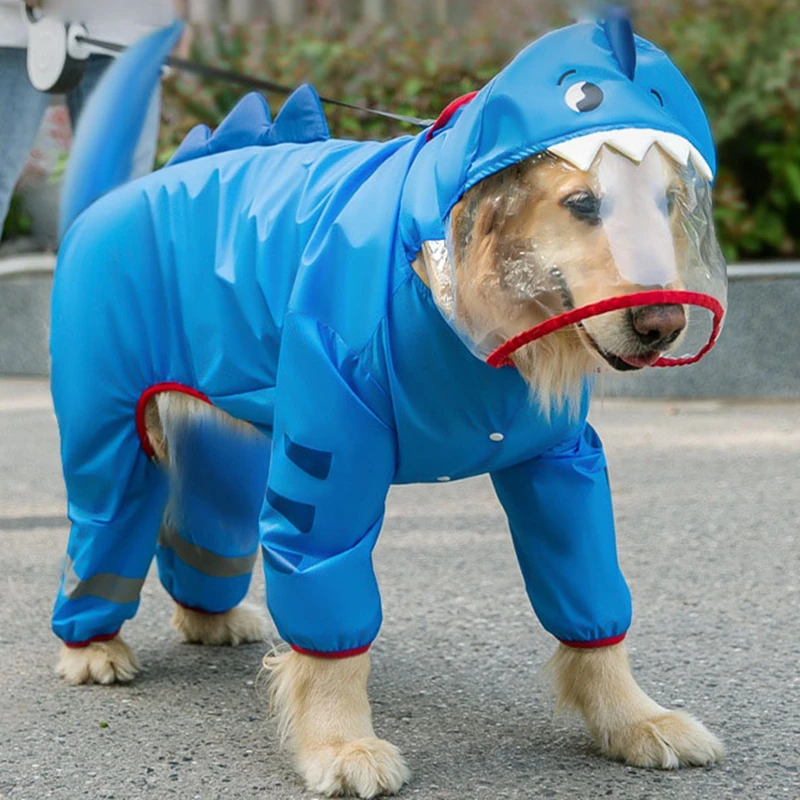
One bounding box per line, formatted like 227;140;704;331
52;17;727;799
57;144;723;797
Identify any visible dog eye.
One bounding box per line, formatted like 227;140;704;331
561;191;601;224
665;186;683;215
564;81;604;112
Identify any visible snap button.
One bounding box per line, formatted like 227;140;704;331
436;476;451;482
489;432;504;442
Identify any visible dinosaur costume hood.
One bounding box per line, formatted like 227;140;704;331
399;16;726;366
400;16;717;249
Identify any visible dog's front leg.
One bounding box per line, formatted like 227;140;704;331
263;649;409;798
549;641;724;768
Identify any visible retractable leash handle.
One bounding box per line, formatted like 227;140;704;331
23;4;91;93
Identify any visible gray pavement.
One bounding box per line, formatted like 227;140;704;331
1;377;798;800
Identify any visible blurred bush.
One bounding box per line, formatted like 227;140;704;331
636;0;800;261
7;0;793;262
158;5;565;160
1;192;32;242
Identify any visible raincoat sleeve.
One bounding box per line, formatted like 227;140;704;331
259;313;397;656
490;422;631;646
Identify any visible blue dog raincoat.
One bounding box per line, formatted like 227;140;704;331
51;17;721;655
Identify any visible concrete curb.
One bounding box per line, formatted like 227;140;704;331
0;253;56;377
1;254;799;397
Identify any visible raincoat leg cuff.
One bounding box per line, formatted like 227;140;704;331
289;643;372;659
559;632;627;649
63;630;121;649
174;599;227;616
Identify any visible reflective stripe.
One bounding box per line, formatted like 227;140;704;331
62;556;145;604
158;525;257;578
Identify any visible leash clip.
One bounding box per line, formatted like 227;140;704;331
24;3;90;93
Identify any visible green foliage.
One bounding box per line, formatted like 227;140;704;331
1;192;32;241
636;0;800;261
155;0;797;262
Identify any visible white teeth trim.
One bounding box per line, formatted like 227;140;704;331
548;131;607;172
548;127;713;180
655;133;691;168
605;128;654;163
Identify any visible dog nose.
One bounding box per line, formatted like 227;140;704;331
631;304;686;347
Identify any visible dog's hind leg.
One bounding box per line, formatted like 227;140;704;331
148;391;270;646
263;649;410;798
53;401;170;685
549;641;724;768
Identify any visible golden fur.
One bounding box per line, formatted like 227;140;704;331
548;642;724;768
263;649;410;797
58;150;721;796
172;602;268;646
57;636;139;685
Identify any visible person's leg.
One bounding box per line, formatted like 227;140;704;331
0;48;50;235
64;53;112;130
67;53;161;179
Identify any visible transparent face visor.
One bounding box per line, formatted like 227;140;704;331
421;144;727;370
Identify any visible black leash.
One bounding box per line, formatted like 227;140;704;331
76;34;436;128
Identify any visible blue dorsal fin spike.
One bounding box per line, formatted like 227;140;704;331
267;84;331;146
165;86;330;167
209;92;273;153
602;7;637;80
167;123;212;166
166;93;272;167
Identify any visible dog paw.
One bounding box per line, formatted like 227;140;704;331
300;738;411;798
172;602;268;646
56;637;139;685
604;710;724;769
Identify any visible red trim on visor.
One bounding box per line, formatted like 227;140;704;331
426;91;478;142
560;633;627;649
64;630;121;649
135;381;212;458
290;644;371;659
486;290;725;369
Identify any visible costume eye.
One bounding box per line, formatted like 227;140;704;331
651;89;664;106
557;69;577;85
562;191;601;225
564;81;604;112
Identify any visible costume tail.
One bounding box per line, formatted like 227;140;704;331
58;21;184;240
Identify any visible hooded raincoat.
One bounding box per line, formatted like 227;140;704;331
51;18;716;654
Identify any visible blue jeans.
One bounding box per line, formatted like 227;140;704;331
0;48;161;239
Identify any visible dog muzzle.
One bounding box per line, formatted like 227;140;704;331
420;142;727;371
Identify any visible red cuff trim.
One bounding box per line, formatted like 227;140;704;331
135;382;211;458
290;644;371;659
64;630;120;649
426;91;478;141
560;633;626;649
486;290;725;370
174;600;226;616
